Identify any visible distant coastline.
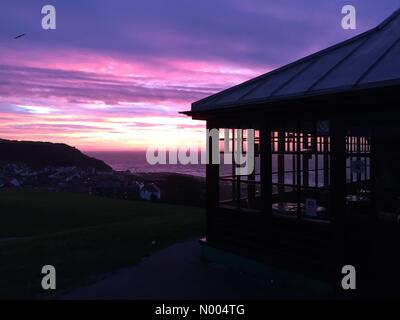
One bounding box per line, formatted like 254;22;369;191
0;139;205;207
0;139;111;171
86;151;206;177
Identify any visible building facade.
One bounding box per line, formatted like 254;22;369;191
184;9;400;297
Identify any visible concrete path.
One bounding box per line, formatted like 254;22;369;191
63;239;327;300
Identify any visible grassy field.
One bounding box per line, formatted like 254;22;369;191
0;189;205;299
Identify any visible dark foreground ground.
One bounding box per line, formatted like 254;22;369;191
63;239;332;300
1;188;332;300
0;189;204;299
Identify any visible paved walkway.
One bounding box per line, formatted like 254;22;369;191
63;239;329;299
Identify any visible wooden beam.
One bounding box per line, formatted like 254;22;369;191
330;118;347;285
260;124;272;218
206;121;219;243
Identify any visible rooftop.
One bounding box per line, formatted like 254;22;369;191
191;8;400;113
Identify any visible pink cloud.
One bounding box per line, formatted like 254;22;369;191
0;46;262;150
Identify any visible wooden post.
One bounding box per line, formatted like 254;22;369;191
206;121;219;243
302;134;310;187
323;136;330;187
369;125;377;223
278;129;285;200
330;119;347;289
260;125;272;218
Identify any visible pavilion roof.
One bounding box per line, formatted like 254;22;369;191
191;8;400;113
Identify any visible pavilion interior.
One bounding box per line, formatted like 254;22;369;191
216;120;399;224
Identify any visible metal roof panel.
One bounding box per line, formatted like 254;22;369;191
314;13;400;90
275;37;366;96
245;60;312;100
361;36;400;83
190;8;400;113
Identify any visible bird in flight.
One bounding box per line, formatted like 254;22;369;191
14;33;26;39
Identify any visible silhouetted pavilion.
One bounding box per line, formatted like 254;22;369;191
184;9;400;297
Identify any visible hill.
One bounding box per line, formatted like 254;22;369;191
0;189;205;299
0;139;111;171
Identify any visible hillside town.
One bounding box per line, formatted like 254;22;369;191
0;162;161;202
0;161;206;207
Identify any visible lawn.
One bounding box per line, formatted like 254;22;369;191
0;189;205;299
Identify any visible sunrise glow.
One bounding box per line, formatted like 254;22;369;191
1;0;397;151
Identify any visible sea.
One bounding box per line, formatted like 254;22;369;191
86;151;353;185
86;151;206;177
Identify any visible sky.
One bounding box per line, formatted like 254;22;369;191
0;0;399;151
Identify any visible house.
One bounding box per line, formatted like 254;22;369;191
183;9;400;297
9;178;21;188
138;182;161;201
